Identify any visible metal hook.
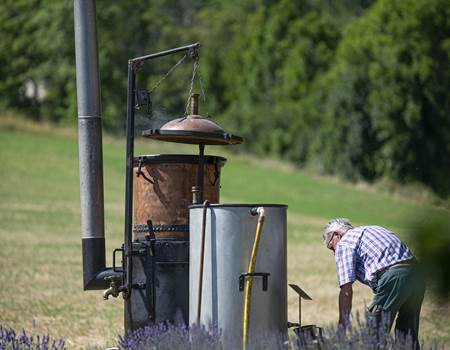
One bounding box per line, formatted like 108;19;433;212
136;159;154;184
208;162;220;186
188;45;199;60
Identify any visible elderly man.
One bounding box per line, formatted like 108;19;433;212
323;218;425;347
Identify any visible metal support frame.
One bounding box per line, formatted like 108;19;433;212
123;43;200;298
288;283;312;328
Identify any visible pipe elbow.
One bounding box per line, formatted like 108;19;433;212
257;207;265;223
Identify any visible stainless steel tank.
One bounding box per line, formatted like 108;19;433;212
189;204;287;346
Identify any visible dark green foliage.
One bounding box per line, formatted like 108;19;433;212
411;214;450;300
0;0;448;195
0;0;44;117
313;0;450;194
216;1;341;158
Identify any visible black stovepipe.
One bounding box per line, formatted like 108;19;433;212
123;43;200;298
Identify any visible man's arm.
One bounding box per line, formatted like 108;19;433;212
338;282;353;327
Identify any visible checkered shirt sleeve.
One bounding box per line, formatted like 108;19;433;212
335;244;357;286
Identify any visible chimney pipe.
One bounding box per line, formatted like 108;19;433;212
74;0;115;290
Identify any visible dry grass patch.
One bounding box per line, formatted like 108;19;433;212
1;123;449;348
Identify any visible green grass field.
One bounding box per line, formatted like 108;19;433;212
1;119;449;348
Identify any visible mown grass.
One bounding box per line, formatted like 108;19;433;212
0;117;449;348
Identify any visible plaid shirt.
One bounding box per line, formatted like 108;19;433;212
335;225;414;288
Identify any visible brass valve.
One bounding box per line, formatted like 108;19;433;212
103;276;123;300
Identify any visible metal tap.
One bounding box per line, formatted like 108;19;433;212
103;276;123;300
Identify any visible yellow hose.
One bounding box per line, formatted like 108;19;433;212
242;207;265;350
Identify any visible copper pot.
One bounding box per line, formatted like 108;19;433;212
133;154;226;240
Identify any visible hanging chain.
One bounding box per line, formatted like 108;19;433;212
149;54;188;94
184;56;208;116
198;68;208;117
134;47;207;117
185;57;200;114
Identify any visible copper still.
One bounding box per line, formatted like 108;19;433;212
133;154;226;240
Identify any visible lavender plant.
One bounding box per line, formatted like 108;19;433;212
118;312;441;350
0;324;65;350
118;322;223;350
291;311;439;350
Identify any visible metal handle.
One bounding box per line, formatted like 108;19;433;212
136;159;154;184
239;272;270;292
113;248;124;273
208;162;220;186
196;200;210;323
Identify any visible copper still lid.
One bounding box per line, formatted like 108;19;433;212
142;94;243;145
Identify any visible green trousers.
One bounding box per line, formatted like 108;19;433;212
368;265;426;348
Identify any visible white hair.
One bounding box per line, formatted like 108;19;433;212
322;218;353;245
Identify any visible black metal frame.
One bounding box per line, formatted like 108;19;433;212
123;43;200;298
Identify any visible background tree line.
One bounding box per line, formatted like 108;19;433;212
1;0;449;196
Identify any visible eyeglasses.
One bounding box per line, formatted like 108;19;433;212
326;232;339;250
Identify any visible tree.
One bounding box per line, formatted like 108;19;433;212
313;0;450;194
216;0;341;156
0;0;44;118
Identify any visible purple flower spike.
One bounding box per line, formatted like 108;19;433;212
0;323;65;350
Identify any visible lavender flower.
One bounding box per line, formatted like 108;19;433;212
118;312;442;350
0;323;65;350
118;322;223;350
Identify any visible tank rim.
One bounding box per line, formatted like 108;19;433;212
189;203;288;209
133;154;227;166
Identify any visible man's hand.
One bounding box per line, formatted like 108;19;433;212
338;283;353;328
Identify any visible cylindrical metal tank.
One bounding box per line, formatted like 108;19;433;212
133;154;226;240
189;204;287;346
